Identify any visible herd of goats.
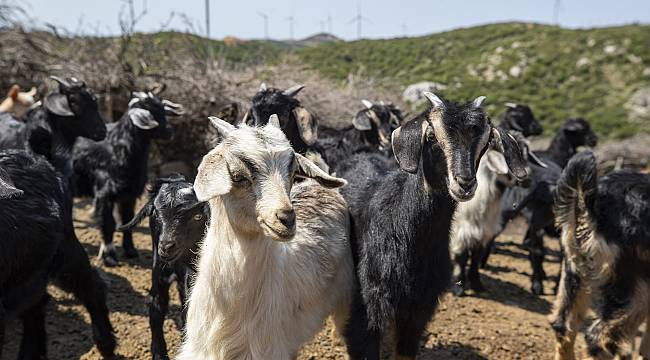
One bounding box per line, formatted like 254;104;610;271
0;76;648;360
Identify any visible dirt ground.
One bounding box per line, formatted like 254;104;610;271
4;200;605;359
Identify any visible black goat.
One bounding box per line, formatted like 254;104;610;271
0;76;106;182
482;117;598;295
73;91;179;266
550;152;650;359
315;100;405;169
499;103;543;137
338;92;528;359
118;174;208;360
0;150;115;359
245;83;317;154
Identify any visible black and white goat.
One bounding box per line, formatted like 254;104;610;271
449;134;547;296
550;151;650;359
73;91;181;266
0;150;115;359
0;77;106;182
315;100;405;169
244;83;318;154
119;175;208;360
482;117;598;295
337;92;528;359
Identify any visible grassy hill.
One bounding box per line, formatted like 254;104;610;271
3;23;649;138
296;23;650;138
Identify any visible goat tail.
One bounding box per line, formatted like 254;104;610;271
117;202;152;231
554;151;610;279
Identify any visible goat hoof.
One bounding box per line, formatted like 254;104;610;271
452;283;466;297
102;255;119;267
531;281;543;295
123;247;139;259
470;281;485;293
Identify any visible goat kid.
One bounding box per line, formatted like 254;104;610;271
551;151;650;359
338;92;528;360
119;175;208;360
178;115;353;360
73;91;179;266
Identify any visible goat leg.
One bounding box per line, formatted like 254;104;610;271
526;226;547;295
150;260;173;360
95;195;119;267
52;234;116;357
17;295;48;360
118;197;139;258
451;250;468;297
0;304;4;360
342;289;381;360
585;280;646;359
468;244;485;293
549;261;588;360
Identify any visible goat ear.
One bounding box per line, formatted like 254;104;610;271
0;167;22;199
490;127;528;180
44;93;74;117
129;108;159;130
484;150;509;175
259;82;268;91
208;116;235;137
352;111;373;131
8;85;19;100
282;84;305;97
295;153;346;188
293;107;318;145
117;202;153;231
392;117;427;174
194;149;232;201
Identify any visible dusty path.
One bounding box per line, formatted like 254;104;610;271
5;201;592;359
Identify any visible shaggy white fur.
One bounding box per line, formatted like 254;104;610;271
178;116;353;360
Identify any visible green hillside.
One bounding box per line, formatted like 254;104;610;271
296;23;650;137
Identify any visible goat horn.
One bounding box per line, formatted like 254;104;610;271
50;76;71;89
162;99;182;109
361;99;373;109
505;102;518;109
259;82;268;91
282;84;305;97
472;96;487;108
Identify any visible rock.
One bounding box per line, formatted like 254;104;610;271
402;81;448;103
626;87;650;121
604;44;618;55
509;65;523;78
643;68;650;77
576;57;591;68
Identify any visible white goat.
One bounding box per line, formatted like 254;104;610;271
178;115;353;360
450;150;516;296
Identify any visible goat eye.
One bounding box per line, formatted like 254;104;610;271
193;214;203;221
231;173;247;183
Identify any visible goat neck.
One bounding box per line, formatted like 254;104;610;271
545;130;575;167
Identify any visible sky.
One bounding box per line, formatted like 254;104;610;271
16;0;650;41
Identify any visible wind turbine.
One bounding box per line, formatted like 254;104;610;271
348;2;371;39
258;12;269;39
286;16;295;40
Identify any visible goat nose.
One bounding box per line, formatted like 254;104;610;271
276;209;296;228
455;175;476;190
